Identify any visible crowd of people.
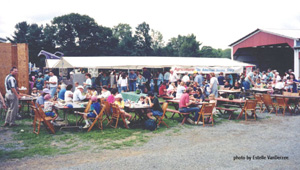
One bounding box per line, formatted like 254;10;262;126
2;66;299;127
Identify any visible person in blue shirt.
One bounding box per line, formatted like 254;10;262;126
194;72;204;87
217;72;225;86
100;72;109;86
58;84;66;100
80;96;101;129
35;74;44;90
128;70;137;91
157;71;164;89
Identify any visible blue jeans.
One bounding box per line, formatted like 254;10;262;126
118;85;121;93
179;107;200;121
243;81;250;90
121;86;127;92
129;82;136;91
50;87;57;97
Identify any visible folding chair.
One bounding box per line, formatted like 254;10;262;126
102;101;112;124
75;100;92;124
155;102;169;128
275;96;287;116
254;93;265;113
262;94;277;114
87;104;106;132
239;99;257;121
108;104;128;129
36;103;56;134
196;103;215;127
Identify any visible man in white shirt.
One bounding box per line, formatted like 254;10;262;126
169;70;179;86
98;86;111;98
73;86;86;102
45;71;58;97
181;72;190;84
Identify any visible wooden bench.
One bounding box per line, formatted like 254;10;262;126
222;104;239;108
166;108;191;125
216;107;237;120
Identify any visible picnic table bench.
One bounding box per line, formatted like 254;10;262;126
216;107;237;120
166;108;192;125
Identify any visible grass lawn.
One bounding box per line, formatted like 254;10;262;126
0;98;238;161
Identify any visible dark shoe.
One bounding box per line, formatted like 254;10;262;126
1;123;9;127
9;124;19;127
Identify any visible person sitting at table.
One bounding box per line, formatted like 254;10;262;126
159;82;167;96
146;92;163;120
64;85;73;102
31;87;39;97
176;82;186;99
231;82;242;98
191;88;205;102
114;94;132;125
107;88;118;104
167;83;176;97
179;87;201;125
224;80;232;89
98;86;111;99
73;85;86;102
138;96;147;105
43;94;58;126
58;83;67;100
87;87;97;97
266;82;274;94
36;88;51;108
79;96;101;129
255;78;263;88
193;82;199;91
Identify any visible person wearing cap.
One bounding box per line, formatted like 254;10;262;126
43;94;58;126
114;94;132;125
79;96;101;129
73;85;86;102
35;88;51;108
98;86;111;98
146;92;163;119
31;87;38;97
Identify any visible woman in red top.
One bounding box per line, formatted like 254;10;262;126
159;82;167;96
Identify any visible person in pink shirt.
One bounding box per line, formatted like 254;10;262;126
107;88;118;104
179;87;201;124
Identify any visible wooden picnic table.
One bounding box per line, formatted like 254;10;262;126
215;97;246;119
19;96;37;116
124;103;151;122
271;94;300;114
218;89;241;98
250;88;272;93
54;102;87;130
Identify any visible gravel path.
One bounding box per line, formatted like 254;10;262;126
1;112;300;170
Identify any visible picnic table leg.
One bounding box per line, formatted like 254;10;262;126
181;115;188;125
237;110;244;120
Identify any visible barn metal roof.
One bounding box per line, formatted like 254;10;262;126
229;28;300;47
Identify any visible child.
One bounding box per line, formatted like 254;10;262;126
114;94;132;125
138;96;147;105
31;87;39;97
81;96;101;129
208;94;217;115
43;94;58;126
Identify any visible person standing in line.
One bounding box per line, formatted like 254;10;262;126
83;73;92;89
169;70;179;86
128;70;137;92
2;67;22;127
45;71;58;98
164;70;170;84
210;72;219;97
143;68;151;91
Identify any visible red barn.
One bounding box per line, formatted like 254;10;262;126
229;28;300;77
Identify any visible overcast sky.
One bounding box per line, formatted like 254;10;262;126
1;0;300;49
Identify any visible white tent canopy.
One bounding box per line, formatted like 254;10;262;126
50;56;254;70
46;59;60;68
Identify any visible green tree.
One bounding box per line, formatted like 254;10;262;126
113;23;135;55
150;29;164;55
7;21;45;65
221;48;231;58
51;13;117;56
134;22;153;56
